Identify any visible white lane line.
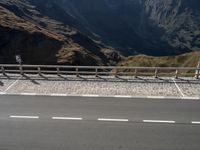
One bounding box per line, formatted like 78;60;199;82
20;93;37;96
173;79;185;97
98;118;129;122
114;95;132;98
82;94;100;97
147;96;166;99
51;94;68;96
10;115;39;119
191;121;200;124
143;120;175;124
4;77;21;93
0;92;6;95
182;97;200;100
52;117;83;120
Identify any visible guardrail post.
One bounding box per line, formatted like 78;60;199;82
1;66;5;75
38;67;42;76
175;69;179;79
135;69;138;78
114;68;118;78
195;62;200;79
196;69;200;79
57;67;60;75
154;68;158;78
95;68;98;78
76;68;79;77
19;65;23;75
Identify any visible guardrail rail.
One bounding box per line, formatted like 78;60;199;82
0;64;199;79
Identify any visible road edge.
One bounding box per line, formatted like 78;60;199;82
0;92;199;100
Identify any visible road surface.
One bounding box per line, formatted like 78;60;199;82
0;95;200;150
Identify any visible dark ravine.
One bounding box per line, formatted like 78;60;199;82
0;0;199;65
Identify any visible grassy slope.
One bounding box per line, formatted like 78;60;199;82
119;51;200;67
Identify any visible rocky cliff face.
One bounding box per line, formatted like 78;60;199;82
55;0;200;56
0;0;120;65
144;0;200;53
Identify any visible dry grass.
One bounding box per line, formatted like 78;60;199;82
119;51;200;67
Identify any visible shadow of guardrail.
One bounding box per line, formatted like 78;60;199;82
0;73;200;84
0;80;3;86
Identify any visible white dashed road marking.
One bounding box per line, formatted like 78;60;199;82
5;116;200;125
98;118;129;122
143;120;175;124
52;117;83;120
10;115;39;119
191;121;200;124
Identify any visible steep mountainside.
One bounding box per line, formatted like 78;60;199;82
144;0;200;53
0;0;199;65
0;0;120;65
55;0;200;56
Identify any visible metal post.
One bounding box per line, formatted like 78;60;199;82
114;68;118;78
135;69;138;78
1;66;5;75
19;63;23;75
57;67;60;75
76;68;79;77
154;68;158;78
95;68;98;78
175;69;179;79
38;67;42;76
195;61;200;79
15;55;23;75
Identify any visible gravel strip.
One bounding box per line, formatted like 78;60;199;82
1;74;199;97
0;74;22;92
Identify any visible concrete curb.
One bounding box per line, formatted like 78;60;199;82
0;92;199;100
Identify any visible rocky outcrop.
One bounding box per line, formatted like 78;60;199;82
144;0;200;53
0;25;62;64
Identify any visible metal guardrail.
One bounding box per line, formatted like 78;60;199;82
0;64;200;79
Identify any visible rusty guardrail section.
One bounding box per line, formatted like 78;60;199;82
0;64;199;79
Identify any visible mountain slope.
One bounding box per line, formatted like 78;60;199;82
0;0;120;65
119;51;200;67
144;0;200;52
54;0;200;56
0;0;199;65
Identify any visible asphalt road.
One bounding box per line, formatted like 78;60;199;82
0;95;200;150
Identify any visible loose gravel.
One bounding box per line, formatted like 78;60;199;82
1;74;200;97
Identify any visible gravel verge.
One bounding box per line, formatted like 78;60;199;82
1;74;199;97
